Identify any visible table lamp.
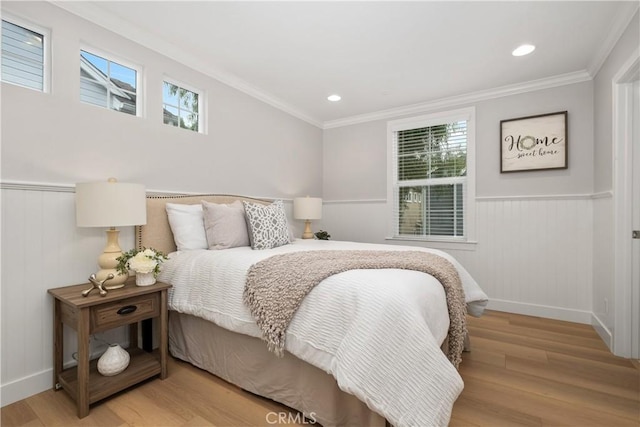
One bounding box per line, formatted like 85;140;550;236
293;196;322;239
75;178;147;289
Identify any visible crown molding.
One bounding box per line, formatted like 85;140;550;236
587;2;640;77
47;1;623;131
49;1;323;129
323;70;592;129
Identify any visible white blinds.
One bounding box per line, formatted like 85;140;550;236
1;20;44;91
392;120;467;238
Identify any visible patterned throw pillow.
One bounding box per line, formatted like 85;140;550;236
243;200;291;250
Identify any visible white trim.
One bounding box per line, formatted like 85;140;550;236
586;2;640;77
384;237;477;252
591;191;614;200
1;11;51;93
487;299;592;325
591;312;614;350
46;1;604;130
323;199;386;205
79;44;144;118
476;193;607;202
0;181;292;202
0;180;75;192
612;48;640;358
0;339;130;407
50;1;323;129
325;71;591;129
386;107;476;243
162;76;206;134
0;368;51;407
0;182;615;204
325;193;613;204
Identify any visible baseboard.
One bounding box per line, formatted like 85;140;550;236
591;312;613;350
1;339;130;408
1;368;52;407
487;299;592;324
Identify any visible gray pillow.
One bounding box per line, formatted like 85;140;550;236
243;200;291;250
201;200;250;250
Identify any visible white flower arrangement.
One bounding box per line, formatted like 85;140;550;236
116;247;168;278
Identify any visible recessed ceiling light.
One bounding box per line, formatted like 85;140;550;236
327;94;341;102
512;44;536;57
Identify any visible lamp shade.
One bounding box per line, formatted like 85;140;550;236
76;179;147;227
293;197;322;220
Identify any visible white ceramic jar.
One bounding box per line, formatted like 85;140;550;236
97;344;130;376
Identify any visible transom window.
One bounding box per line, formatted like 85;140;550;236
80;49;139;116
1;18;47;91
388;107;475;241
163;80;202;132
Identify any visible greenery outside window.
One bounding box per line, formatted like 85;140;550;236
163;79;202;132
80;49;139;116
387;107;476;242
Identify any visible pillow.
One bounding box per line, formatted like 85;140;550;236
243;200;291;250
201;200;250;250
165;203;208;251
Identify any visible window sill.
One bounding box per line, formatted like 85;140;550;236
385;236;478;251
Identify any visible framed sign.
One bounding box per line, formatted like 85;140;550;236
500;111;567;173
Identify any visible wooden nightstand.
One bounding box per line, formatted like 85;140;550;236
48;279;171;418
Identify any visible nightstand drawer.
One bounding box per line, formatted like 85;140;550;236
90;293;160;333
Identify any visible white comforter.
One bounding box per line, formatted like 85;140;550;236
160;239;488;427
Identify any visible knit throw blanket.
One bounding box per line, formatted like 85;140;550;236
244;250;467;368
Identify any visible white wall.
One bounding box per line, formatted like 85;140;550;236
323;81;596;322
592;11;640;347
0;1;322;406
1;1;322;196
1;0;637;409
324;81;594;201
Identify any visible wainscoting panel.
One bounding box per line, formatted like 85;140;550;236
0;186;598;406
323;196;594;322
0;188;134;406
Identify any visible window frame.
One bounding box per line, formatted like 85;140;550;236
386;107;476;246
79;45;143;117
1;13;51;93
162;76;205;134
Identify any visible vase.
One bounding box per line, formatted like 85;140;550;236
97;344;130;376
135;272;156;286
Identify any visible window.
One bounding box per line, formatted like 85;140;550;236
162;79;202;132
1;18;48;91
387;107;475;242
80;49;139;116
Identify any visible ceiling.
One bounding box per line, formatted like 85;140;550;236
53;1;637;128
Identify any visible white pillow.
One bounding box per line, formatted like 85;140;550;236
165;203;208;251
201;200;250;250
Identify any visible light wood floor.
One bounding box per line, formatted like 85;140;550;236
2;310;638;426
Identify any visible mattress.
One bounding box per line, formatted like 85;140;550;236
159;239;488;426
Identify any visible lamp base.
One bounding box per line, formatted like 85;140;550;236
96;228;129;289
301;220;314;239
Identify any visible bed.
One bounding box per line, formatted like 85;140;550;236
136;194;488;427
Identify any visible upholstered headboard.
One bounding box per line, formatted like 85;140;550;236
136;194;270;254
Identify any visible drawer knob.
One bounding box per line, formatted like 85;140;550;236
117;305;138;315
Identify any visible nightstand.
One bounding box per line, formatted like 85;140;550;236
48;279;171;418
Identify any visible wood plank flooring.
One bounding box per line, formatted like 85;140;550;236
2;310;638;426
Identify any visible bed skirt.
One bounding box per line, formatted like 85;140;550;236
168;311;387;427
